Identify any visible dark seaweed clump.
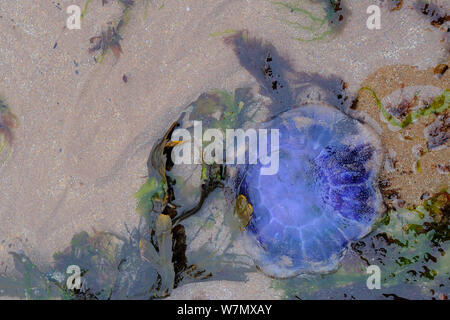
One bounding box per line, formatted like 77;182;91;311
326;0;347;29
89;24;124;59
434;64;448;77
415;0;450;28
386;0;403;11
87;0;138;61
386;1;449;30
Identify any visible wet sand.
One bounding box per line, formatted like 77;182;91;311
0;0;448;299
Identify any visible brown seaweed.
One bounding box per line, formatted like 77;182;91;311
434;64;449;76
89;25;123;59
415;0;450;28
387;0;403;12
87;0;137;61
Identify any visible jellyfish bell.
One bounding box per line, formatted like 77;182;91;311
235;103;384;278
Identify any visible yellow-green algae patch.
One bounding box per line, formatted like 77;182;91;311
360;87;449;129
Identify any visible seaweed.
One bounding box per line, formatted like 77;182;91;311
386;0;403;12
387;0;449;29
1;133;191;301
86;0;166;61
234;195;253;230
0;98;18;168
272;190;450;299
138;214;174;297
434;64;449;77
134;176;167;218
131;87;267;285
209;29;239;37
52;231;127;299
135;121;179;221
209;89;258;130
81;0;93;19
0;223;182;299
0;252;67;299
172;163;225;225
87;0;136;61
89;25;124;60
359;87;450;129
88;3;132;62
271;0;348;42
415;0;450;28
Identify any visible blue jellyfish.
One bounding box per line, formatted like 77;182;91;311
237;104;384;278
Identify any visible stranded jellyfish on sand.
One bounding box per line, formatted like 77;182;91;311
156;32;385;278
236;104;384;277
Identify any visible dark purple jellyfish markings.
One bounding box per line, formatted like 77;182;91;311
226;34;384;278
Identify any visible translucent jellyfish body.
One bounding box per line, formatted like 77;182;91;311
237;104;384;277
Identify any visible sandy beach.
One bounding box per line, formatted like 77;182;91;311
0;0;448;299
